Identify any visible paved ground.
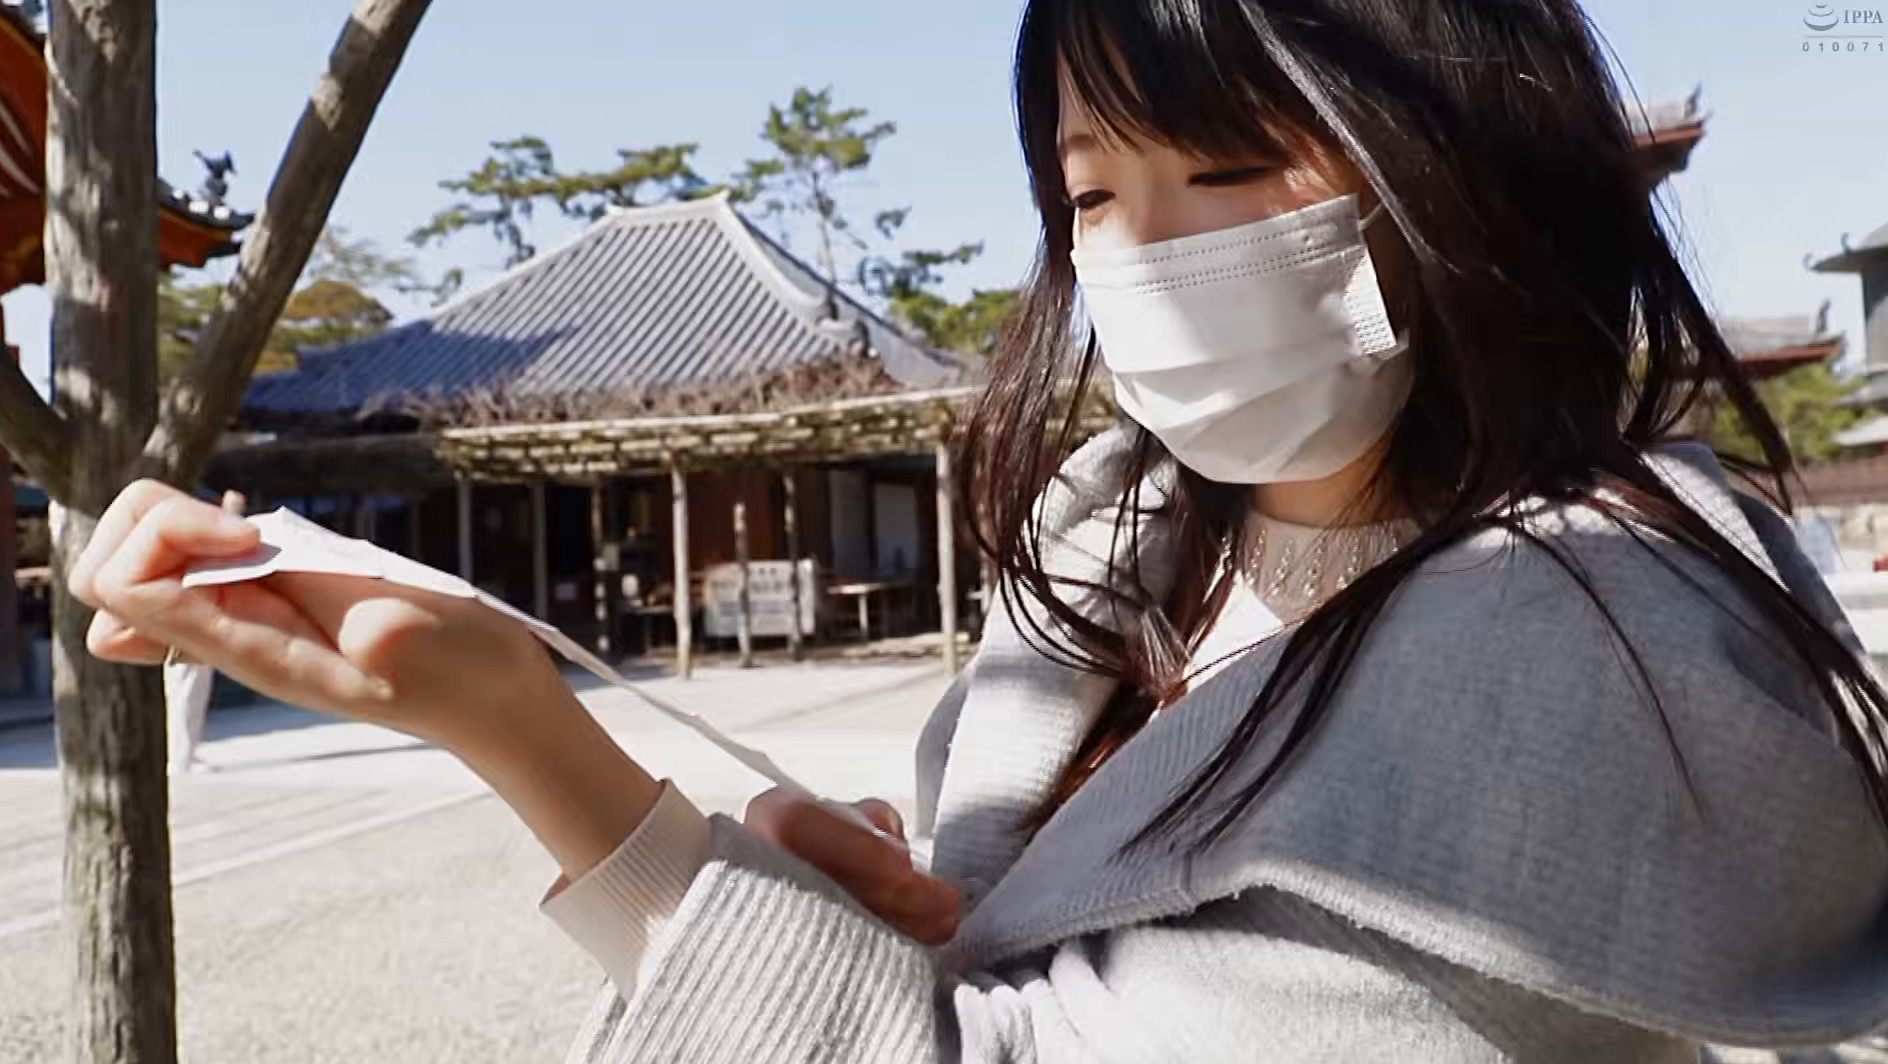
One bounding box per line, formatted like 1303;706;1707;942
5;657;1884;1063
0;658;948;1063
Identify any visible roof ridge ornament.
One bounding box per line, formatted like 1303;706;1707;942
193;150;236;209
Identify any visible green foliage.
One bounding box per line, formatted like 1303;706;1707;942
858;243;1019;355
891;287;1021;356
159;228;417;379
157;273;223;380
734;86;897;284
409;136;713;266
262;279;394;367
1709;363;1866;465
410;88;1018;355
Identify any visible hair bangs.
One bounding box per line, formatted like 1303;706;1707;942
1019;0;1316;208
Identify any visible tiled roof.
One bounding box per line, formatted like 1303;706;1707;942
158;179;252;232
1813;221;1888;273
1625;89;1707;141
0;1;250;234
1720;302;1844;363
243;194;969;421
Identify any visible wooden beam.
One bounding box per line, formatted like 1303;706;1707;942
671;467;693;680
936;443;960;675
456;475;474;583
530;478;549;620
734;479;753;668
783;468;802;661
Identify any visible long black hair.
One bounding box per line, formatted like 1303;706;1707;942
957;0;1888;851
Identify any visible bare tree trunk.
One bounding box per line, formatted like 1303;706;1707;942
0;443;23;697
140;0;434;484
43;3;174;1063
0;3;439;1062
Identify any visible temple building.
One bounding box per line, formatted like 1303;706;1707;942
210;192;999;673
0;0;253;696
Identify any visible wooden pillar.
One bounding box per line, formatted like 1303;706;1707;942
782;469;803;661
733;479;754;668
353;493;377;543
456;475;475;584
406;493;423;560
979;554;999;637
935;443;960;674
530;479;550;620
591;481;617;659
671;467;693;680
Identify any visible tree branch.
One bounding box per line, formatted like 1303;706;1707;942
139;0;433;485
0;332;73;498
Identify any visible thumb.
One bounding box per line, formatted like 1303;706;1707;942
853;798;906;841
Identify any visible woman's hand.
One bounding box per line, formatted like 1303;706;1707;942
745;788;962;945
71;479;565;751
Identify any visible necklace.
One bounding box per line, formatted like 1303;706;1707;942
1238;510;1420;624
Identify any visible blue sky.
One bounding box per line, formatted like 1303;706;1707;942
4;0;1885;391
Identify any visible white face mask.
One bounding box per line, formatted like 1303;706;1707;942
1072;192;1413;484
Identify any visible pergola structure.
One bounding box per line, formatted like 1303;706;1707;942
422;386;1119;677
435;388;983;675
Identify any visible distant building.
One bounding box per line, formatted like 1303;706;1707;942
1628;87;1709;186
211;194;996;670
1720;302;1847;381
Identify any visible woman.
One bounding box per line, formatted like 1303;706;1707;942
71;0;1888;1060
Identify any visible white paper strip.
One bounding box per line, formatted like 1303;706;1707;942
182;508;891;840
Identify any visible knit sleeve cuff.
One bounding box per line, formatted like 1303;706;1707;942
539;778;711;998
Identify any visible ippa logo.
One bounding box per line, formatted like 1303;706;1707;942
1803;3;1885;51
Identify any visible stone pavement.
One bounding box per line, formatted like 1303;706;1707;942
0;658;949;1063
6;658;1884;1063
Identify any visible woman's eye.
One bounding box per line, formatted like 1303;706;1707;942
1192;166;1271;187
1068;190;1114;212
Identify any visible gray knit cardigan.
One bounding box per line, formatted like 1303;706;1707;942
562;427;1888;1063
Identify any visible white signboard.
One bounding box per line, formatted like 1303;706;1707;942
703;559;818;638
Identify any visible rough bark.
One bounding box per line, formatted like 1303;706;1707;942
43;2;175;1062
0;354;74;500
140;0;434;484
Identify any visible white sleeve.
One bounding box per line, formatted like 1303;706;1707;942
539;779;711;998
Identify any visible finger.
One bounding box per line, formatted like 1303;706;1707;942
853;798;905;841
167;580;389;713
68;479;189;606
88;495;259;618
743;791;960;943
84;610;169;664
787;801;916;885
743;787;800;844
220;490;247;516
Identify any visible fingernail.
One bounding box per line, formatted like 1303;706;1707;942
871;827;911;854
